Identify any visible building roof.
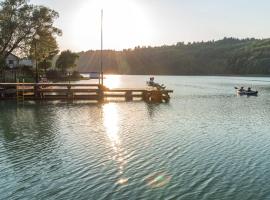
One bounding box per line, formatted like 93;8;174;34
4;52;19;59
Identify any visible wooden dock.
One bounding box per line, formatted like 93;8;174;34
0;83;173;103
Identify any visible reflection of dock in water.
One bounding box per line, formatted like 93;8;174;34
0;83;173;103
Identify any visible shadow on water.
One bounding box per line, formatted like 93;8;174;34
146;102;171;118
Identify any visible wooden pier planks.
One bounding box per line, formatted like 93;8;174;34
0;83;173;102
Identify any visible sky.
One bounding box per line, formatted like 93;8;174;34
31;0;270;52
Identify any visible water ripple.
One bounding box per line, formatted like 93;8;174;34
1;76;270;199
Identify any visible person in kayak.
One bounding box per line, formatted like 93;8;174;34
239;87;245;92
247;87;251;92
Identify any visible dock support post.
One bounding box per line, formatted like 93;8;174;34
34;84;39;99
67;85;73;100
98;85;104;102
0;84;6;99
142;91;150;102
0;87;4;99
125;91;133;101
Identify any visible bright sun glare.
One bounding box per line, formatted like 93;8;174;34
104;75;121;89
71;0;154;51
103;103;119;147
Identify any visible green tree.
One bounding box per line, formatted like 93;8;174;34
29;30;59;76
30;31;59;61
56;50;79;73
77;38;270;75
0;0;61;65
39;59;52;74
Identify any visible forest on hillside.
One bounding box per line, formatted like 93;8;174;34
76;38;270;75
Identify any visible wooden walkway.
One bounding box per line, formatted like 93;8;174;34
0;83;173;103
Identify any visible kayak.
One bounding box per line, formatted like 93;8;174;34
237;90;258;96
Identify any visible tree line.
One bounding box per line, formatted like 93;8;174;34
77;38;270;75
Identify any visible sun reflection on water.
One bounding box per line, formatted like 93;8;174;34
103;103;120;146
103;103;128;185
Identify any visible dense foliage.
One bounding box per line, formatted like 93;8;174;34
0;0;61;67
77;38;270;75
46;69;82;81
56;50;79;72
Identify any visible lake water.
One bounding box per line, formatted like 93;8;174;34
1;76;270;200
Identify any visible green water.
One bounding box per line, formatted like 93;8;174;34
1;76;270;200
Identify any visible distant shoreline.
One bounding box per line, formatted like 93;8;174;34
79;73;270;77
77;38;270;76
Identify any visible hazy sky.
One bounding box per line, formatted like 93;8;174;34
31;0;270;51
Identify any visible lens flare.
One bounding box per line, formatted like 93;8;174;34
117;178;129;185
146;172;171;188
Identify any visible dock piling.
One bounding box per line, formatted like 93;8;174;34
125;91;133;101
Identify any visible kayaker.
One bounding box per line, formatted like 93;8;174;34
247;87;251;92
239;87;245;92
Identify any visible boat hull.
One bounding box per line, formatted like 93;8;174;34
237;90;258;96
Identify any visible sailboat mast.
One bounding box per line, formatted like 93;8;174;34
100;9;104;85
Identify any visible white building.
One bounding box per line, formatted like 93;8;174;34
19;58;34;67
5;53;19;68
4;53;34;68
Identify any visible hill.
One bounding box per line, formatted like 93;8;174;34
76;38;270;75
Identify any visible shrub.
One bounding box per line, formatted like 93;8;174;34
71;71;82;78
46;69;62;79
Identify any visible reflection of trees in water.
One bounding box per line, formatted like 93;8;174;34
0;102;63;177
0;102;18;141
0;102;55;140
0;101;111;198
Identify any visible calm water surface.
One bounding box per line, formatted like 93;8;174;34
1;76;270;200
